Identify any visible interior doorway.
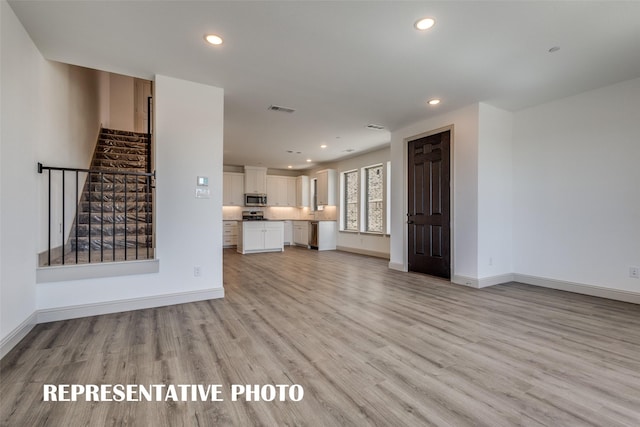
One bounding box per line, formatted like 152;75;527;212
407;130;451;279
134;78;152;134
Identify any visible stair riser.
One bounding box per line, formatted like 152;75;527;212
86;184;149;193
101;129;149;137
88;175;152;185
98;146;147;155
71;239;152;251
73;225;152;237
98;143;148;153
92;163;148;171
80;203;151;214
84;193;152;202
78;213;152;224
96;153;147;161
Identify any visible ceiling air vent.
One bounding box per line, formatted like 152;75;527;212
366;123;385;130
268;105;295;114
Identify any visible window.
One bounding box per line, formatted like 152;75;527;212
343;170;358;231
340;162;390;235
364;165;384;233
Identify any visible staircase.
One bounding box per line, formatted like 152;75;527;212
61;128;154;264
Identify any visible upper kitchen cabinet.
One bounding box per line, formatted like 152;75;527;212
267;175;296;206
223;172;244;206
316;169;336;206
244;166;267;194
296;175;309;208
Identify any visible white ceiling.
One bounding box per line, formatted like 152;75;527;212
9;1;640;170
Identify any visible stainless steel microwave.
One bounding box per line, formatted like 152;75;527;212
245;193;267;206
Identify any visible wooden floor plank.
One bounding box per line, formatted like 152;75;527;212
2;247;639;426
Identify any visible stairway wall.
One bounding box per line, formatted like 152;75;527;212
37;63;106;253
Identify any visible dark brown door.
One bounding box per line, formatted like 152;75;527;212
408;130;451;279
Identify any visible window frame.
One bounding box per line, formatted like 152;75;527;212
340;169;359;232
362;163;385;234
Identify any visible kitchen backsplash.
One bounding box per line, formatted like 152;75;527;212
222;205;337;221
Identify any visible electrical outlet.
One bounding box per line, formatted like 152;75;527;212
630;267;639;279
194;266;201;277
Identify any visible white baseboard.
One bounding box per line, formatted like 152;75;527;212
38;287;225;323
452;275;479;288
452;273;514;289
0;312;38;359
336;246;390;260
514;274;640;305
1;288;225;360
388;261;406;272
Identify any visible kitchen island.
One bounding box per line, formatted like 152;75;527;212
237;220;284;254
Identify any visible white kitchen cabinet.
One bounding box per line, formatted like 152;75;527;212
267;175;296;206
285;178;296;206
296;175;309;208
223;173;244;206
244;166;267;194
223;221;238;247
237;221;284;254
267;175;296;207
316;169;336;206
283;220;293;245
292;221;309;247
263;223;284;249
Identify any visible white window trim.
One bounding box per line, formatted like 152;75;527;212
340;169;359;232
362;163;385;234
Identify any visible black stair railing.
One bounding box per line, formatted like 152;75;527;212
147;96;153;174
37;162;155;266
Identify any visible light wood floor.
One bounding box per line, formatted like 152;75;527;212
2;247;640;426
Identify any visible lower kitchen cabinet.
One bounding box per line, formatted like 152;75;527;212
292;221;309;247
283;220;293;245
237;221;284;254
223;221;238;247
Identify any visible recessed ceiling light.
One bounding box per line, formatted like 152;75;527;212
415;17;435;31
320;144;327;149
306;159;312;163
428;99;441;105
204;34;223;45
548;46;560;53
287;165;293;169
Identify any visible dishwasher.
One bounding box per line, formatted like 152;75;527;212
309;221;319;249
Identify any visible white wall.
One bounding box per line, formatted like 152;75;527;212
36;62;104;252
390;104;480;281
98;70;111;127
36;75;225;310
108;73;134;132
1;0;39;345
477;104;514;280
513;77;640;293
